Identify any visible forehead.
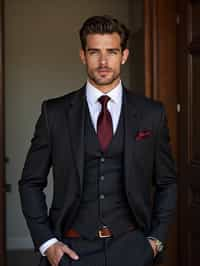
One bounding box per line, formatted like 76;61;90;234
85;33;121;49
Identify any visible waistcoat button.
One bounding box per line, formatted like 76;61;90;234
100;194;105;200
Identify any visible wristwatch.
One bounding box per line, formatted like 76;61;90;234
148;237;164;253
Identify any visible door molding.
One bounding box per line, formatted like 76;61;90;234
0;0;5;265
144;1;178;266
144;0;177;155
144;0;158;99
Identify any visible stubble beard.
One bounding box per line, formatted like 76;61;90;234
88;68;121;86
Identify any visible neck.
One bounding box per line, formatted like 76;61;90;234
88;78;121;93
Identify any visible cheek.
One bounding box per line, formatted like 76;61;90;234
110;59;121;71
86;60;96;70
86;57;99;68
110;56;122;64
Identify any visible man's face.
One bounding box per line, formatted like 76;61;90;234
80;33;129;92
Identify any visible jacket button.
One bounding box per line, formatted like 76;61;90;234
100;158;105;163
100;194;105;200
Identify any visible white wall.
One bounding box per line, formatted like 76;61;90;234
5;0;131;249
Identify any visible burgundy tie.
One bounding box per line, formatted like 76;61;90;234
97;95;113;151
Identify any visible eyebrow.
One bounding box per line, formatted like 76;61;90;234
87;48;99;52
86;48;121;52
107;48;121;52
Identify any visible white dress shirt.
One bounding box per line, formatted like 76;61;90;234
39;80;123;255
86;80;122;134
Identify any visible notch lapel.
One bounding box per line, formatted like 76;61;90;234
66;86;86;193
123;89;140;185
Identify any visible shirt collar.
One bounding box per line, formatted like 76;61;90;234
86;80;122;106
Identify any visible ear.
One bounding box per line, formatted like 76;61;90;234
80;49;86;64
121;48;129;65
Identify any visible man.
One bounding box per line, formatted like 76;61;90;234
19;15;176;266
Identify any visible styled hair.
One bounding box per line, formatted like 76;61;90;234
79;15;130;51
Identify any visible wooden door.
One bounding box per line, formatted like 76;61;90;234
177;0;200;265
144;0;177;265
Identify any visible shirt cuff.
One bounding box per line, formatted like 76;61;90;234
39;238;59;256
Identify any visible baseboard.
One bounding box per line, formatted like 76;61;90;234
7;237;34;250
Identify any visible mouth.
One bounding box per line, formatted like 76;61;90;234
97;68;112;75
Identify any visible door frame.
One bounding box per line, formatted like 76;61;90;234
0;0;5;265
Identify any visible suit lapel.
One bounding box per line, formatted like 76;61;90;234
66;86;86;193
123;89;140;185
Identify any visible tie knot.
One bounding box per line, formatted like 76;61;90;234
98;95;110;108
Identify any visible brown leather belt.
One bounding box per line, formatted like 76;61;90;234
64;226;112;238
64;225;135;239
64;228;81;238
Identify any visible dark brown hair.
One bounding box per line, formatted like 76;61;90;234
79;15;130;51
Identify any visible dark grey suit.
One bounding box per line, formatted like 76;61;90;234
19;86;176;266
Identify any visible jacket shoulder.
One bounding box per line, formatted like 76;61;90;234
128;92;167;131
127;90;165;114
47;89;80;105
42;88;83;113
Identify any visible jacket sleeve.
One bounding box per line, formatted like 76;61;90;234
149;104;177;244
18;101;55;250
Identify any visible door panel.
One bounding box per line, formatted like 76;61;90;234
191;55;200;163
144;1;177;265
178;0;200;265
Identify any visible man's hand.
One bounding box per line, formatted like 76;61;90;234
45;241;79;266
148;239;157;257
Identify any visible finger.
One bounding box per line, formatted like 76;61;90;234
62;244;79;260
55;253;64;266
48;253;63;266
46;242;65;266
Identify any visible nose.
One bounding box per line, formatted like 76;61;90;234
99;53;107;66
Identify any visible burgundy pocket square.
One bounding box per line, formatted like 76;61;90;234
136;130;152;141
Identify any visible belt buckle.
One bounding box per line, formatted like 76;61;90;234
98;229;109;238
98;226;110;238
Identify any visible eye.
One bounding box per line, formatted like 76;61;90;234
108;50;118;55
88;50;99;55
